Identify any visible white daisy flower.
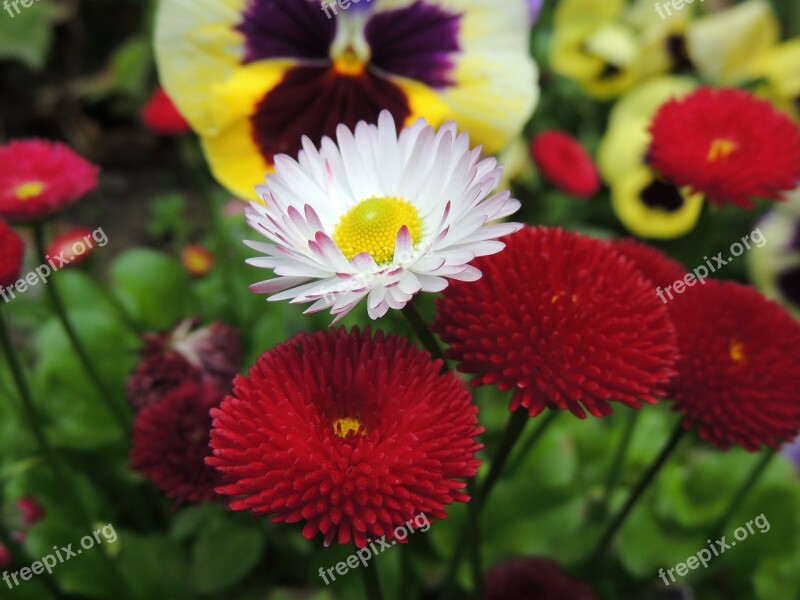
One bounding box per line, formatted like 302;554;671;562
245;111;522;322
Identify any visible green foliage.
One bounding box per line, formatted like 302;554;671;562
0;0;62;70
110;248;195;329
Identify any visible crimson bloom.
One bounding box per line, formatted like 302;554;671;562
16;496;44;527
668;280;800;451
5;495;45;543
434;227;678;418
485;556;598;600
127;319;240;411
45;228;96;268
648;87;800;208
130;383;222;503
142;87;191;135
0;220;24;288
0;543;10;569
208;327;483;547
531;130;601;198
0;140;99;222
612;238;687;291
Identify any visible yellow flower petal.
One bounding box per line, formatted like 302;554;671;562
611;166;704;239
686;0;779;85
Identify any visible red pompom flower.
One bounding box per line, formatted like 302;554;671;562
0;543;11;569
648;87;800;208
668;280;800;451
530;130;601;198
46;228;97;268
0;140;99;222
208;327;483;547
0;220;24;288
5;495;45;543
127;319;241;411
485;556;598;600
130;383;223;504
16;496;45;527
612;238;687;291
434;227;678;419
142;87;191;135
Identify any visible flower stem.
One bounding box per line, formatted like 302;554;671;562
588;419;687;561
0;311;81;514
402;300;450;371
0;524;63;597
442;408;531;598
711;450;775;540
505;410;560;476
206;193;244;332
360;560;384;600
0;310;129;598
32;224;130;435
597;409;640;513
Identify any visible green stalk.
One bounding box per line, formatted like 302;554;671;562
402;300;450;371
505;410;560;476
32;224;130;435
0;310;128;598
711;450;775;540
0;311;84;520
597;409;640;514
360;560;384;600
0;525;63;597
442;409;531;598
587;420;687;561
205;193;244;333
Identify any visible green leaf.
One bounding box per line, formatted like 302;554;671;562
0;0;61;70
24;520;120;598
191;517;266;595
617;502;704;578
33;311;138;448
109;248;195;330
146;194;190;244
109;36;151;97
118;532;190;600
169;503;227;542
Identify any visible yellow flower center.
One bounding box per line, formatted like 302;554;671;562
333;417;363;438
333;196;422;264
707;138;737;162
181;246;214;276
729;338;746;364
333;47;366;77
14;181;45;201
551;291;578;304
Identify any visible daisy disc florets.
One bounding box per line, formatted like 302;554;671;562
245;111;522;322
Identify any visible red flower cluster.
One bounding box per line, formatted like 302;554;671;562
127;319;240;411
5;495;45;543
208;327;483;547
434;227;678;418
0;140;98;222
128;320;241;503
485;556;598;600
648;88;800;208
130;383;223;504
612;238;687;290
530;130;601;198
142;87;191;135
668;280;800;450
0;220;24;288
45;228;96;268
